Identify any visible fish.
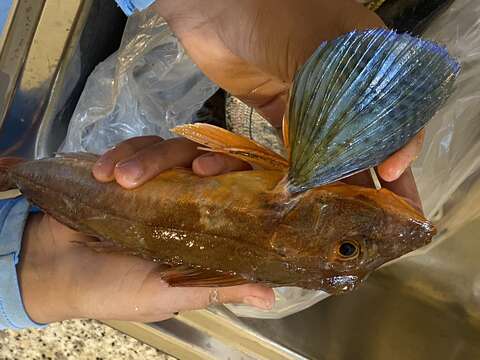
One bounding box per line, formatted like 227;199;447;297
0;29;459;294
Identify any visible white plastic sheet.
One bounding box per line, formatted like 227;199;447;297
413;0;480;235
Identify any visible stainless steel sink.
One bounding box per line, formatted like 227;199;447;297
0;0;125;159
2;1;479;359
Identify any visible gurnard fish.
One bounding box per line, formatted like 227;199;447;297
0;29;459;293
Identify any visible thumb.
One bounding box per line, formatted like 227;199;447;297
192;153;251;176
377;130;425;182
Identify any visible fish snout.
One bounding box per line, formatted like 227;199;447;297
320;273;365;294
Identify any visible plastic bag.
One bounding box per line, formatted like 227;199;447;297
412;0;480;236
60;9;218;154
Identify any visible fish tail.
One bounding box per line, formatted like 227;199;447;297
171;123;289;171
0;157;24;191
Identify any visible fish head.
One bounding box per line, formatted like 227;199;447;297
280;185;436;293
312;214;434;294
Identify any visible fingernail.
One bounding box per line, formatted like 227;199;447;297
116;160;144;183
93;158;114;179
392;166;405;181
243;297;273;310
380;166;403;182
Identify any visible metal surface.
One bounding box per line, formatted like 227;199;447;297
0;0;125;159
106;307;308;360
0;0;44;128
104;320;259;360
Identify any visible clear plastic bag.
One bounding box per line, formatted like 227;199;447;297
60;9;218;154
412;0;480;236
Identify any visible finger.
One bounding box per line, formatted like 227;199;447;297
93;136;162;182
192;153;251;176
378;130;425;182
159;284;275;314
114;138;203;189
380;167;423;213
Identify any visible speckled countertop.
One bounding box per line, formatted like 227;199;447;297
0;320;177;360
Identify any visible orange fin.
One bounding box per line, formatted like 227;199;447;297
160;266;249;287
282;110;290;153
172;123;288;171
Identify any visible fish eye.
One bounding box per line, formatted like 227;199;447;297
337;241;359;259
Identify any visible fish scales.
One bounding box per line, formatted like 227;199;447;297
6;154;434;292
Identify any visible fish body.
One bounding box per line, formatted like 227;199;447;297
1;29;458;294
6;154;433;293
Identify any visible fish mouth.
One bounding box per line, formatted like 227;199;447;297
320;274;364;294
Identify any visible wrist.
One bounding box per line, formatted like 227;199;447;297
18;214;75;324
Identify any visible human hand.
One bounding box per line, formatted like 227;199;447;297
18;213;274;324
92;136;250;188
92;134;422;217
152;0;423;182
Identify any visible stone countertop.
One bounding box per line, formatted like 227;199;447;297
0;319;177;360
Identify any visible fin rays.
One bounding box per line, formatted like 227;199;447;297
286;29;460;193
173;30;459;195
172;123;288;171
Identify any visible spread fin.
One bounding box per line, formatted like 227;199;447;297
172;123;288;171
286;29;460;193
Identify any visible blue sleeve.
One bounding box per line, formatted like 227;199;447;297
115;0;156;16
0;196;46;330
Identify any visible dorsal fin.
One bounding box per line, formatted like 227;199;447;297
286;29;460;194
172;123;288;171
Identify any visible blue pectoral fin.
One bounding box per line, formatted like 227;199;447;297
286;29;460;194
